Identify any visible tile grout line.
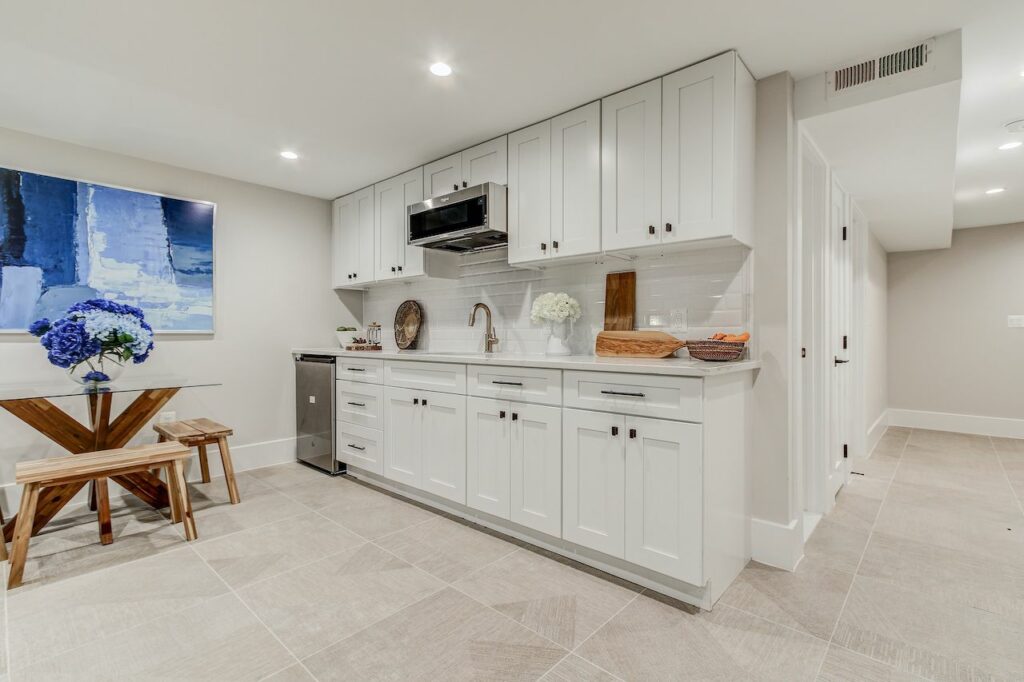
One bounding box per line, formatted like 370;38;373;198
812;426;911;679
543;589;643;682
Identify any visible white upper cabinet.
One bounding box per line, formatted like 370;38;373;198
462;137;507;187
331;187;374;288
424;153;462;198
603;52;754;253
550;102;601;259
374;168;425;281
507;103;600;266
602;80;662;252
423;137;508;198
507;121;551;264
662;52;750;245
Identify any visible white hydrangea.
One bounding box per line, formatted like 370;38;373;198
530;292;581;324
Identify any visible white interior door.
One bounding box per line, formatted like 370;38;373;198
828;179;852;500
466;397;511;518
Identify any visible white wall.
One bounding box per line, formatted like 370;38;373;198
363;247;750;355
863;230;888;451
888;222;1024;436
0;127;360;504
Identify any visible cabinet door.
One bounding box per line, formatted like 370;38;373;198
337;422;383;475
331;195;359;288
424;153;462;198
461;136;507;187
662;53;734;243
624;416;703;584
551;102;601;259
562;408;625;557
510;402;561;537
420;391;467;504
374;168;424;280
352;186;376;285
466;397;510;518
382;386;421;487
506;121;551;265
601;80;662;251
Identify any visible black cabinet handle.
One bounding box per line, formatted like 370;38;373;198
834;357;850;366
665;222;672;233
499;410;506;419
629;428;637;439
601;390;645;398
353;273;357;278
346;274;351;280
648;225;656;235
512;413;518;421
552;240;559;249
346;367;365;372
391;266;396;272
492;380;523;386
453;183;459;191
347;443;366;451
611;426;619;436
540;242;547;252
462;181;467;188
422;398;428;406
397;265;403;272
346;401;366;407
413;398;419;405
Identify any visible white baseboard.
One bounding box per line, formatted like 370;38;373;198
750;516;803;571
866;410;889;455
888;408;1024;439
0;436;296;514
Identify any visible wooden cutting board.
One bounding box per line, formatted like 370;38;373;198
603;272;636;331
595;331;686;358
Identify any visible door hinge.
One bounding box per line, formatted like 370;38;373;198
843;443;849;459
842;335;848;350
842;225;847;241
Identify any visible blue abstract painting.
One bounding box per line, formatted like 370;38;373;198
0;167;214;332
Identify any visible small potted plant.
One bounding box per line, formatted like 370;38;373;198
28;299;154;386
530;292;581;356
336;326;360;347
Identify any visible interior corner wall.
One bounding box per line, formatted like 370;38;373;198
0;126;361;503
751;71;799;567
863;230;888;452
888;222;1024;437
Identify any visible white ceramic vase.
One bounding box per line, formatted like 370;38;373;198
545;320;572;356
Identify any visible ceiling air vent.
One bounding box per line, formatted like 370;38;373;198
827;39;934;98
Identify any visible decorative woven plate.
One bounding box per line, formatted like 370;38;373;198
394;300;423;350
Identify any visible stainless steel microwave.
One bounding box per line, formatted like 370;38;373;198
407;182;507;253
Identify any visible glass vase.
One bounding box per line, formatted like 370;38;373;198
68;355;126;386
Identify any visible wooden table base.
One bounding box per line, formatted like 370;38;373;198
1;387;179;543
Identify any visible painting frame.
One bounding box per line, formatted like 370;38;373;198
0;164;217;335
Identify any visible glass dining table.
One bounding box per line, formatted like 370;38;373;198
0;376;219;546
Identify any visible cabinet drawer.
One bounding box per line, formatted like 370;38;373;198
337;422;383;475
384;360;466;394
563;371;702;422
338;357;383;384
336;380;383;428
468;365;562;406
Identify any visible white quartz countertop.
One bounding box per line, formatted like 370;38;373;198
291;348;760;377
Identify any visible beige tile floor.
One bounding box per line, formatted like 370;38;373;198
2;427;1022;680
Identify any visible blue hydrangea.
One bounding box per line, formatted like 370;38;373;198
28;318;51;337
82;371;110;383
32;299;155;371
40;319;101;368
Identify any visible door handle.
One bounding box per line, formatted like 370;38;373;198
422;398;428;406
453;183;459;191
512;413;518;421
346;401;366;407
611;426;619;436
665;222;673;232
347;443;366;451
413;398;419;405
601;390;645;398
834;357;850;366
499;410;506;419
552;240;559;249
648;225;656;235
629;428;637;439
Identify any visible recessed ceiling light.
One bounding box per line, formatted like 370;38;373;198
429;62;453;77
280;150;299;160
985;187;1006;194
998;141;1023;151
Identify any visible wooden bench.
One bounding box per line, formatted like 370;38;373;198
154;418;240;504
8;442;197;589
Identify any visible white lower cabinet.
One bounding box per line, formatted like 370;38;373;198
382;386;466;504
466;397;511;518
337;422;383;475
562;408;625;557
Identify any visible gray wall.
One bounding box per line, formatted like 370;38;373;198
0;127;359;506
864;230;887;444
888;222;1024;420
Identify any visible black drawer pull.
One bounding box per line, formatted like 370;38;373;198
512;413;518;421
346;367;365;372
600;390;645;398
629;428;637;439
347;443;366;451
422;398;428;406
499;410;506;419
413;398;419;405
346;401;366;407
492;380;524;386
611;426;619;436
648;225;656;235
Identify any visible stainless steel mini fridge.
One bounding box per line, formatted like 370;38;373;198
294;354;343;474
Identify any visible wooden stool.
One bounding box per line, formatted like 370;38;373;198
154;418;240;505
8;442;196;589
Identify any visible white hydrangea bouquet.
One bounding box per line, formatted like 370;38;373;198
530;292;580;355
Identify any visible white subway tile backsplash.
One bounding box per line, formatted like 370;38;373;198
363;246;751;356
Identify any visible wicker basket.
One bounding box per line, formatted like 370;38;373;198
685;340;746;362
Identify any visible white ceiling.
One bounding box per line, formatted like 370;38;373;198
802;82;961;252
0;0;1004;201
953;3;1024;229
